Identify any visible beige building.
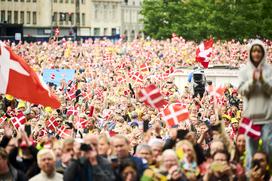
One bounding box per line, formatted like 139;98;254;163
121;0;143;41
0;0;141;38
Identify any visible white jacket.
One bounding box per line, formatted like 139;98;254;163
238;39;272;124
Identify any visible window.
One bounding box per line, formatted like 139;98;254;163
15;0;19;2
32;11;36;24
94;28;100;36
82;13;85;26
112;28;116;36
20;11;24;23
53;12;58;22
94;5;98;20
70;13;74;25
0;11;5;22
65;0;68;3
60;0;63;3
112;5;116;18
103;5;107;20
1;0;5;2
26;0;30;2
33;0;36;2
71;0;74;3
20;0;24;2
7;11;12;23
27;11;30;24
54;0;57;2
103;28;107;36
14;11;18;23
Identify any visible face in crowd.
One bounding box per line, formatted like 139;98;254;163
37;149;56;176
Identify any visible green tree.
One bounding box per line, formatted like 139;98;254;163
141;0;272;40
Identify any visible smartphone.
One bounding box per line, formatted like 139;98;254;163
25;125;31;137
252;160;261;169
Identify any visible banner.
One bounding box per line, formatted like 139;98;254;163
42;69;75;86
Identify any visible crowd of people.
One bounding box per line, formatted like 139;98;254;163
0;37;272;181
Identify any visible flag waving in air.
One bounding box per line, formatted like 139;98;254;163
196;38;214;68
160;103;189;128
238;117;261;140
0;42;60;108
138;84;168;110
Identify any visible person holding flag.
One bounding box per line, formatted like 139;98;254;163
238;39;272;171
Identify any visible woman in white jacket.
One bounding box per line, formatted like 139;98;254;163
238;39;272;171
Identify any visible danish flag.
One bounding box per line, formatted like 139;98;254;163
0;115;7;125
10;112;26;129
66;89;76;100
140;63;150;72
138;84;168;109
46;117;59;132
131;71;144;83
57;126;72;139
67;106;78;116
196;38;214;68
75;117;88;129
0;43;60;108
50;73;55;80
238;117;261;140
160;104;189;127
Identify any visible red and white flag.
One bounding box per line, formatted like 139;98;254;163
138;84;168;109
10;112;26;129
160;104;189;127
46;117;59;132
50;73;55;80
140;63;150;72
57;126;72;139
131;71;144;83
0;115;7;125
66;89;76;100
196;38;214;68
67;106;78;116
238;117;261;140
117;77;126;84
0;43;60;108
75;117;88;129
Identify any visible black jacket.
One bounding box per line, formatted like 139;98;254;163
8;164;28;181
63;156;115;181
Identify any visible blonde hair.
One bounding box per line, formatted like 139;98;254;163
37;148;56;166
176;140;197;163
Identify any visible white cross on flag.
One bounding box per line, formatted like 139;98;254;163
0;115;7;125
238;117;261;140
67;106;79;116
160;103;190;128
0;43;60;108
196;38;214;68
66;89;76;100
10;112;26;129
140;63;150;72
138;84;168;109
57;126;72;139
46;117;59;132
131;71;143;83
75;116;88;129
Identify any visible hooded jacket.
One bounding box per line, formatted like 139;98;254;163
238;39;272;124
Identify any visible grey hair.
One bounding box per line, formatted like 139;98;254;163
37;148;56;166
136;144;152;154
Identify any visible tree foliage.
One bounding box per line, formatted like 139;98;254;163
141;0;272;41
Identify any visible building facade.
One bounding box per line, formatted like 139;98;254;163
121;0;143;41
0;0;142;39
